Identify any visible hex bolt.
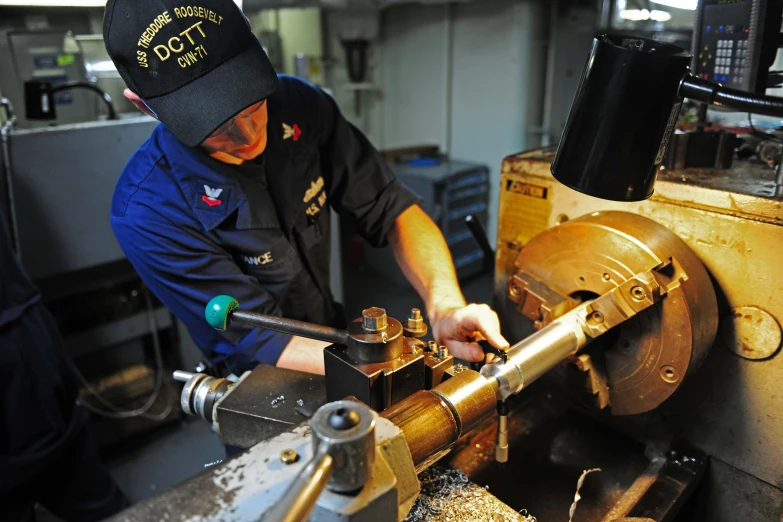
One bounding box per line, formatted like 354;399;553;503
328;407;361;430
280;449;298;464
362;307;388;332
509;284;521;297
407;308;423;329
602;273;611;281
631;286;646;301
590;311;604;324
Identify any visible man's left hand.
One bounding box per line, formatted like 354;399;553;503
428;303;510;362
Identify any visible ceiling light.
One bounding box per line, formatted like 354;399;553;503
650;10;672;21
649;0;697;10
620;9;650;21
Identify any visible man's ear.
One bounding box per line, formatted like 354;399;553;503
124;89;158;119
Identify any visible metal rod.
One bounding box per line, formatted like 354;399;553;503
481;302;591;401
0;97;21;256
260;450;334;522
230;310;349;345
173;370;194;383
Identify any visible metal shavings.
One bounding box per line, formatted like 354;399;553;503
297;399;304;407
271;395;285;408
404;465;534;522
568;468;601;522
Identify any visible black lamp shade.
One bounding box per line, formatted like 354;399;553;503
551;34;692;202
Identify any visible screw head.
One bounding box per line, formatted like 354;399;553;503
631;286;646;301
328;407;361;430
362;307;388;332
280;449;298;464
660;365;679;383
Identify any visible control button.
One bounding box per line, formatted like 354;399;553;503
704;45;709;51
706;25;712;33
708;54;713;59
702;61;708;67
721;75;728;82
699;53;703;59
713;75;720;81
719;25;725;32
730;40;736;47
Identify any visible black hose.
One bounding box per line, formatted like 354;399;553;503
51;81;118;120
680;75;783;118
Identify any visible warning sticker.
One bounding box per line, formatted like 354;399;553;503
506;180;548;199
497;176;553;276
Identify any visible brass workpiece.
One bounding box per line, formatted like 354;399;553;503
381;369;498;473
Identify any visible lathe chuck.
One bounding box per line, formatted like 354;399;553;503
506;211;718;414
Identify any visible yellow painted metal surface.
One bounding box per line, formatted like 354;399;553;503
495;149;783;495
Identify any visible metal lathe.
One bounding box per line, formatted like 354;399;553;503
103;143;783;521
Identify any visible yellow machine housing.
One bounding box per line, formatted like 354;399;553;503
495;148;783;521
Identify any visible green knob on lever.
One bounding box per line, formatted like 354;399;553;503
205;295;240;330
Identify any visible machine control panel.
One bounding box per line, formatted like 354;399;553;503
692;0;782;92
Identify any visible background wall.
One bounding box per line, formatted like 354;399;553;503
375;0;551;246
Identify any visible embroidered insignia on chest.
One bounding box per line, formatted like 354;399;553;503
202;185;223;207
283;122;302;141
303;177;325;203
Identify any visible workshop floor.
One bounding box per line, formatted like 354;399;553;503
77;266;494;511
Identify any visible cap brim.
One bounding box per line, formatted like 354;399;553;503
146;43;279;147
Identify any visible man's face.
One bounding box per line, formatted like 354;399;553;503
201;100;268;161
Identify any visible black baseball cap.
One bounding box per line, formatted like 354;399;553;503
104;0;279;146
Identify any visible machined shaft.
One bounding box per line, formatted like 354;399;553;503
481;302;591;400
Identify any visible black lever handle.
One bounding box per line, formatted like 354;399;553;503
465;215;495;261
470;340;508;371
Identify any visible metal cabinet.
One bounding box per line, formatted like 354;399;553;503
364;158;491;284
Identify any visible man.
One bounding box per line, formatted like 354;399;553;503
0;211;129;521
104;0;508;377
